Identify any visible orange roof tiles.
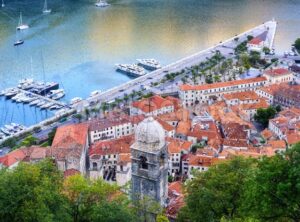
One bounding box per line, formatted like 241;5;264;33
131;95;174;113
64;169;80;178
0;146;48;167
267;140;286;149
176;120;191;135
287;132;300;145
118;153;131;164
248;37;263;45
89;135;133;157
52;123;88;149
261;129;274;140
264;68;291;77
223;139;248;148
166;137;192;154
179;77;266;91
156;118;175;132
223;91;260;101
239;99;269;110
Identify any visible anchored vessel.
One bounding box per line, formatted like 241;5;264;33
115;64;146;77
95;0;110;7
137;59;161;70
42;0;51;14
16;12;29;30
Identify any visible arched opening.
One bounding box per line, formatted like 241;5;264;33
139;156;148;170
92;162;97;170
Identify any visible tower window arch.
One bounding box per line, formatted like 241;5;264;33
139;156;148;169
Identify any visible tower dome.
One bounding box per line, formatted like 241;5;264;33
135;116;165;151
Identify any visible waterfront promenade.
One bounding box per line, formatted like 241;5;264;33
74;20;277;111
0;20;277;144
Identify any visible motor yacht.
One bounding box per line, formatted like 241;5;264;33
115;64;146;77
70;97;82;105
137;59;161;70
95;0;110;7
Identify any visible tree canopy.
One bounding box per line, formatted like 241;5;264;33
179;143;300;222
254;106;277;128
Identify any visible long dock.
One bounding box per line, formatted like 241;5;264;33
74;20;277;111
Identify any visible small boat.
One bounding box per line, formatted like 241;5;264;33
14;39;24;46
95;0;110;7
42;0;51;14
37;100;46;107
49;104;62;110
41;102;53;109
90;90;101;97
70;97;82;105
1;128;11;135
1;0;5;8
4;124;17;133
137;59;161;70
5;88;19;97
47;89;65;100
115;64;146;77
29;99;40;106
16;12;29;30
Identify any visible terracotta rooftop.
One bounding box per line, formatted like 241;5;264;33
0;146;48;167
156;118;175;132
223;139;248;148
64;168;80;178
286;132;300;145
89;135;133;158
267;140;286;149
52;123;89;149
264;68;291;77
248;37;263;45
167;181;185;219
179;77;266;91
176;120;191;135
261;129;274;140
223;91;260;101
166;137;192;154
131;95;174;113
117;153;131;165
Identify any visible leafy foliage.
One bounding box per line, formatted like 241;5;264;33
254;106;277;128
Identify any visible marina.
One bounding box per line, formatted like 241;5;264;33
1;0;300;133
115;64;147;78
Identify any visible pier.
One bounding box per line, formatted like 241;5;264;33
75;20;277;111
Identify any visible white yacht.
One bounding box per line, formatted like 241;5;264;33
29;99;40;106
16;12;29;30
1;127;11;136
42;0;51;14
137;59;161;70
95;0;110;7
47;89;65;100
41;102;53;109
37;100;46;107
116;64;146;77
70;97;82;105
18;78;35;90
5;88;19;97
89;90;101;97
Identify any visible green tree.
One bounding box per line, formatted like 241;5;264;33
0;137;17;148
20;135;37;147
0;160;72;222
48;127;57;146
254;106;277;128
156;214;170;222
262;47;270;54
294;38;300;53
178;157;256;222
243;143;300;221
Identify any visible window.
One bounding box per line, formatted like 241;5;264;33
92;162;97;170
140;156;148;169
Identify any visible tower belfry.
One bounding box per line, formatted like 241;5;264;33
130;116;168;206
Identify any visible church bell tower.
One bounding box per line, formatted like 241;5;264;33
130;116;168;206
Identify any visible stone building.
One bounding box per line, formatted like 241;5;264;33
131;116;169;207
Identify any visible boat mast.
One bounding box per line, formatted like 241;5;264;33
44;0;47;11
2;0;5;8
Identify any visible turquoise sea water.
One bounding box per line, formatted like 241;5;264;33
0;0;300;127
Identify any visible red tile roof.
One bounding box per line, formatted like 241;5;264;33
179;77;266;91
264;68;291;77
166;137;192;154
131;95;174;113
64;168;80;178
0;146;48;167
248;37;263;45
89;135;133;158
52;123;89;149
